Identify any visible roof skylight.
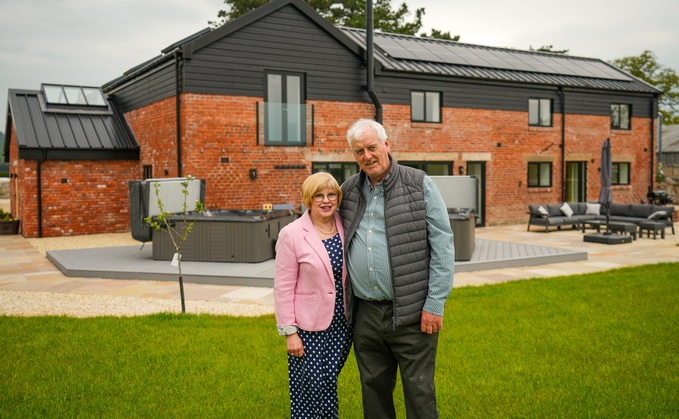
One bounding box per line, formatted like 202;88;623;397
42;84;107;106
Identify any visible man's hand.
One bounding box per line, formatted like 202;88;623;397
421;310;443;334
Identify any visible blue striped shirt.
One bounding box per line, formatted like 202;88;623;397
347;175;455;316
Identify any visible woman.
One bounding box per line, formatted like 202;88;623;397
274;172;352;418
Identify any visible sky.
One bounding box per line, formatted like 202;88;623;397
1;0;677;132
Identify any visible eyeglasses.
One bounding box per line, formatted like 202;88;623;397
312;192;339;203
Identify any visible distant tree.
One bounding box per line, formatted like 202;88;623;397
421;28;460;41
530;45;569;54
610;50;679;125
210;0;458;40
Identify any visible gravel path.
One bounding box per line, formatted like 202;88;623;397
25;232;142;256
0;290;274;318
2;231;275;318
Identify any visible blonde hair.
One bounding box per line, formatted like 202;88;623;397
301;172;342;209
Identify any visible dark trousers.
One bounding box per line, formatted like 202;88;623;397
353;298;439;419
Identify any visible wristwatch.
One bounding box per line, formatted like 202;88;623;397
277;325;298;336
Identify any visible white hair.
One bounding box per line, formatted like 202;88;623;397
346;118;388;146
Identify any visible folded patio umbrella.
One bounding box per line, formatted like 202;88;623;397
598;138;613;231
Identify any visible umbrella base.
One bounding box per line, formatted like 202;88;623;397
583;233;632;245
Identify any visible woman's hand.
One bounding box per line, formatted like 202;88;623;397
286;333;304;357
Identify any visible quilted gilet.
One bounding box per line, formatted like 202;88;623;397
340;160;430;328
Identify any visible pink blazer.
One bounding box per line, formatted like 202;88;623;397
273;210;347;332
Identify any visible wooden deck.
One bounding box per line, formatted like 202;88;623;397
47;238;587;288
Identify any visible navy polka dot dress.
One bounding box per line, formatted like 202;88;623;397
288;232;352;418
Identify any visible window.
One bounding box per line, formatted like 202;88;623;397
611;104;631;130
312;162;358;185
42;84;107;107
612;162;630;185
400;162;452;175
529;98;552;126
411;91;441;123
265;71;306;145
143;165;153;180
528;162;552;187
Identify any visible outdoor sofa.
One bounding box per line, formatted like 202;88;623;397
527;202;675;234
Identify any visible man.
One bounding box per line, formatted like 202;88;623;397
339;118;455;418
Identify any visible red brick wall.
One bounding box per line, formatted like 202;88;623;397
9;91;654;237
124;93;654;226
125;97;179;178
158;94;374;210
9;143;138;238
383;105;653;225
387;105;568;224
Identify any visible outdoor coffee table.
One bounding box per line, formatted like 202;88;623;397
584;220;638;240
638;221;667;239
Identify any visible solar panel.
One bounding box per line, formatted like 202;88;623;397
372;33;630;81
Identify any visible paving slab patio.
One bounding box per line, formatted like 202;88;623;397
0;222;676;313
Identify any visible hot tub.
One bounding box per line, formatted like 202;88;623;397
151;209;295;263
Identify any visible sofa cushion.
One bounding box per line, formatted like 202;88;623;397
651;205;674;218
560;202;574;217
547;204;563;217
569;202;587;215
585;203;601;215
629;204;653;218
647;210;669;220
610;203;631;217
569;214;592;223
529;205;549;217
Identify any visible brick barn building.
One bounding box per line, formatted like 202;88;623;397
3;0;661;238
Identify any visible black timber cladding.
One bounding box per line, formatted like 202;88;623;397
103;57;177;114
102;0;659;118
181;5;367;103
7;89;139;160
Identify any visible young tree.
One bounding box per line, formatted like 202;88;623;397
610;50;679;125
210;0;459;40
145;176;204;313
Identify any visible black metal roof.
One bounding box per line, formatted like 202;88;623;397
340;27;661;94
7;87;139;160
102;0;660;96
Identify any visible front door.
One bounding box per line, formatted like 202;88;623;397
466;162;486;226
565;161;587;202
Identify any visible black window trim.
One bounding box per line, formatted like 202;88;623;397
410;90;442;124
264;69;307;146
610;103;632;130
528;98;553;127
527;161;553;188
612;162;631;185
311;162;359;185
399;161;453;176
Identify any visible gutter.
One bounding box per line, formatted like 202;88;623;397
558;87;566;202
36;149;47;238
650;101;657;188
174;49;183;177
366;0;382;123
657;113;662;163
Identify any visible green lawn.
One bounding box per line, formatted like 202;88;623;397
1;263;678;418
